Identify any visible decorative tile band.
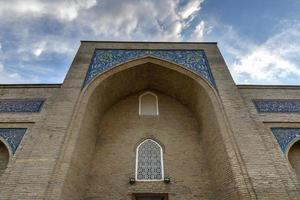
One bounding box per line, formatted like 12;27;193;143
271;128;300;153
254;100;300;113
0;99;45;113
0;128;27;154
83;49;215;87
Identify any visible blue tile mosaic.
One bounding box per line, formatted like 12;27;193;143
254;100;300;113
271;128;300;153
0;128;27;154
0;99;44;113
83;49;215;87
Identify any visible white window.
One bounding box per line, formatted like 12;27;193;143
139;92;159;116
136;139;164;181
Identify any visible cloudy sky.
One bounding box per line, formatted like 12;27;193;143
0;0;300;85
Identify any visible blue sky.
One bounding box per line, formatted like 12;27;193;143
0;0;300;85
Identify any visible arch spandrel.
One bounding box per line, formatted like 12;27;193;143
271;128;300;154
0;128;27;155
83;49;216;88
81;57;219;104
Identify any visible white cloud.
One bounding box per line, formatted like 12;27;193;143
0;0;97;21
231;23;300;84
0;45;34;83
1;0;299;85
0;63;22;83
178;0;204;20
0;0;208;83
33;48;43;57
84;0;179;40
189;20;212;41
233;48;300;82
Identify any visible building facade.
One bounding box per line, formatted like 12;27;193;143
0;41;299;199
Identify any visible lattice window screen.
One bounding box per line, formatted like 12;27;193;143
136;139;163;180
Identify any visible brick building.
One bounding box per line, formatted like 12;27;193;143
0;41;299;199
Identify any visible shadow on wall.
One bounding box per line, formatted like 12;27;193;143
288;140;300;180
0;141;9;176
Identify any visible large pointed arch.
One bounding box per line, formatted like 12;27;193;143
82;56;217;96
50;56;250;200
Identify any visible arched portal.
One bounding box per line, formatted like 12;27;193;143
0;140;9;176
288;139;300;179
57;57;242;200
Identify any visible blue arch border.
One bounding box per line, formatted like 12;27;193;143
83;49;216;87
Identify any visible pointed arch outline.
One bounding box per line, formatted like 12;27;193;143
83;49;216;88
135;139;164;181
82;55;217;95
50;55;256;199
286;136;300;157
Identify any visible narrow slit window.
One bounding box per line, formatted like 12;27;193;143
136;139;164;181
139;92;159;116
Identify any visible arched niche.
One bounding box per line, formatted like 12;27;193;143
0;140;9;176
56;57;243;200
139;91;159;116
288;139;300;179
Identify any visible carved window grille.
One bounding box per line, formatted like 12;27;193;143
136;139;164;181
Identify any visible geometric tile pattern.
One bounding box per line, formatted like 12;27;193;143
0;128;27;154
136;139;163;180
83;49;215;87
271;128;300;153
254;100;300;113
0;99;44;113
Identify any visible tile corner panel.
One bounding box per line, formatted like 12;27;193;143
0;128;27;154
271;128;300;153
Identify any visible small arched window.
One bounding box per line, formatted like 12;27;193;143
139;92;159;116
136;139;164;181
0;141;9;176
288;140;300;179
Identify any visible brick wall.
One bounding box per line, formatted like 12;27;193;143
0;42;299;199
